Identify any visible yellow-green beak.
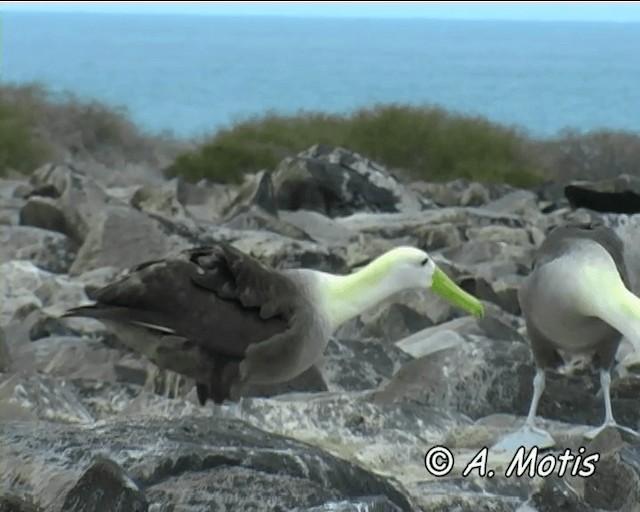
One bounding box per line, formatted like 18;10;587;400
431;267;485;319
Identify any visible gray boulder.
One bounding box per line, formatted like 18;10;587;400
0;261;89;326
278;209;357;246
0;225;76;273
374;336;534;419
481;189;541;217
0;374;95;424
224;170;277;217
227;231;348;273
24;164;111;243
376;332;640;431
182;180;238;223
318;337;414;392
19;197;69;237
68;205;208;276
130;179;196;228
408;179;493;207
222;206;312;241
334;208;524;248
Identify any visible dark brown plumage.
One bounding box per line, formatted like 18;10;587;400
64;245;298;404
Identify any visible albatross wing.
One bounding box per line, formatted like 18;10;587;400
64;244;307;404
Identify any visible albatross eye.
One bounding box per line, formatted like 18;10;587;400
420;257;429;266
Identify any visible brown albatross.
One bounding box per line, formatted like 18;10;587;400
493;223;640;452
64;244;485;404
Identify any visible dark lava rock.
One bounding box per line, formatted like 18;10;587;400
19;197;69;236
61;456;148;512
0;496;43;512
530;475;594;512
0;328;10;372
272;145;420;217
321;337;414;392
375;335;640;431
1;418;417;512
581;430;640;511
565;174;640;214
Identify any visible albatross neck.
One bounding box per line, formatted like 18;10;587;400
314;257;408;331
595;285;640;354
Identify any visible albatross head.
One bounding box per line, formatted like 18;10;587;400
319;246;485;329
373;247;485;318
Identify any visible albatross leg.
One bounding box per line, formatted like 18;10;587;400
584;369;640;439
492;368;556;452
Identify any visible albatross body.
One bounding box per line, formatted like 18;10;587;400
494;223;640;451
64;244;484;404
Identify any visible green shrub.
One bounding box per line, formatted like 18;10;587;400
0;89;51;176
165;105;545;187
0;83;183;173
7;82;636;187
166;141;280;183
344;105;542;187
165;112;349;183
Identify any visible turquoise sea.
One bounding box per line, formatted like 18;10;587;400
3;12;640;139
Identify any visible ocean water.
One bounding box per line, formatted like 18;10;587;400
3;12;640;139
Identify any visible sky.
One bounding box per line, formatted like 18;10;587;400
3;1;640;22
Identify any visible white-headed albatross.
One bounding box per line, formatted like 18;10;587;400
493;223;640;452
64;244;484;404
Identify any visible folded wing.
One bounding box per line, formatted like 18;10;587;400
64;244;297;403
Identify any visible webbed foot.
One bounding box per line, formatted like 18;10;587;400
584;421;640;440
492;424;556;453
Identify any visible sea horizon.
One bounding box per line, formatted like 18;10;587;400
4;11;640;139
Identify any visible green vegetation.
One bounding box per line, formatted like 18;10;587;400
0;88;51;175
165;105;543;187
0;84;183;177
2;83;639;187
165;112;350;183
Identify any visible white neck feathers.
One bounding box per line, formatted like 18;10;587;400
312;257;410;331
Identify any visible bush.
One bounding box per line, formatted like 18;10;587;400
344;105;542;187
0;88;51;176
165;104;545;187
6;83;637;187
166;141;279;184
165;112;349;183
0;83;183;174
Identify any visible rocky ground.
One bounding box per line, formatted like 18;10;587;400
1;145;640;512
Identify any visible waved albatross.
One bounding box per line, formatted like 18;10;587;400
64;244;485;404
494;223;640;452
